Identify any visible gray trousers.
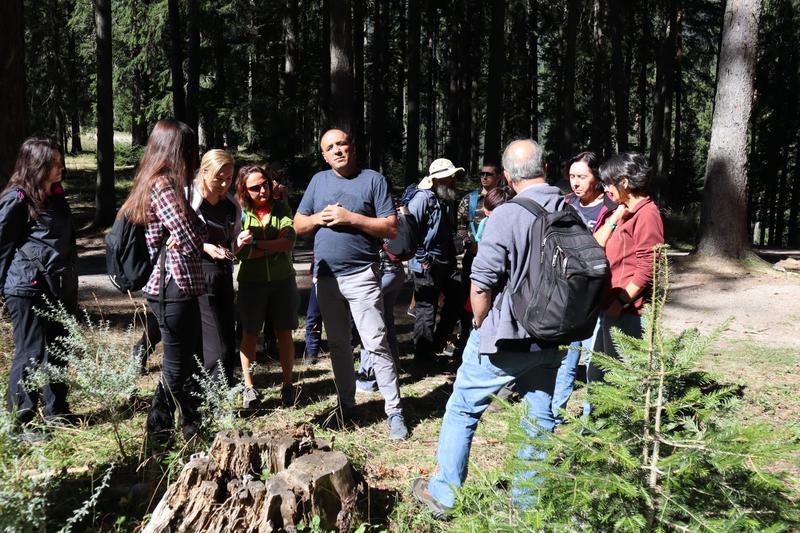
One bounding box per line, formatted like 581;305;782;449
315;264;403;416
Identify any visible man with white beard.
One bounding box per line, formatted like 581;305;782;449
407;158;465;365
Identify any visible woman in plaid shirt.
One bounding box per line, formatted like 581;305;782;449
118;119;206;443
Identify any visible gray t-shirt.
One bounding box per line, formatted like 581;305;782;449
298;168;395;277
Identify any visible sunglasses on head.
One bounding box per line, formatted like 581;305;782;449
247;181;269;192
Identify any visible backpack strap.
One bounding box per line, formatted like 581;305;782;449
468;190;479;236
509;196;547;217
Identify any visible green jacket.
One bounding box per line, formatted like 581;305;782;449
236;200;296;283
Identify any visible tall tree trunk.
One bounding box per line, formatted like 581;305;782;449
404;0;421;185
211;28;227;147
483;0;505;163
590;0;605;154
609;0;628;151
788;142;800;247
282;0;299;157
369;0;387;171
560;0;580;164
320;0;331;130
636;0;649;151
457;2;473;168
93;0;115;227
423;0;438;164
352;0;365;160
67;31;82;154
0;0;27;184
185;0;200;136
529;0;539;140
697;0;762;258
167;0;187;122
671;38;683;207
773;157;788;246
329;0;354;132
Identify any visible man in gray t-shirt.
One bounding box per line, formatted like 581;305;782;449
295;128;408;440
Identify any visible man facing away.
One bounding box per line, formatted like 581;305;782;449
407;158;465;364
294;128;408;440
411;139;566;516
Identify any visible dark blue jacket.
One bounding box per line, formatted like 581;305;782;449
0;187;78;307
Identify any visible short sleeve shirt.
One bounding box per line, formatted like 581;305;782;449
297;168;395;277
574;201;604;231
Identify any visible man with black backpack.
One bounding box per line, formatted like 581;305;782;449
412;139;609;517
407;158;464;365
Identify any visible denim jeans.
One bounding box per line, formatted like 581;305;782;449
551;318;602;425
358;268;405;387
304;284;323;357
427;329;563;509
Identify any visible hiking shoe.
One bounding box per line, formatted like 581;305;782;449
387;414;409;440
242;386;259;409
407;306;416;318
15;429;46;445
411;478;449;520
356;379;379;393
281;384;295;407
302;351;318;366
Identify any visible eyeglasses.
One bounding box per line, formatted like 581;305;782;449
479;172;496;177
247;182;269;192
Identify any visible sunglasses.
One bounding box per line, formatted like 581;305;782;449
247;181;269;192
480;171;496;177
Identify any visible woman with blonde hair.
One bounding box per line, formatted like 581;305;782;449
119;119;206;442
191;149;240;384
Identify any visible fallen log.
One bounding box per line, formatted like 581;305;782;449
142;427;357;533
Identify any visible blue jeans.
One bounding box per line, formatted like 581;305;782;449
427;329;563;509
551;318;602;425
304;284;322;356
358;269;405;387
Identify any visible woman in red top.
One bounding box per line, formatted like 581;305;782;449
594;152;665;361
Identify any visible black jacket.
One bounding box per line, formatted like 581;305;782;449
0;186;78;307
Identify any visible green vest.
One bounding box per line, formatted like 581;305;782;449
236;200;296;283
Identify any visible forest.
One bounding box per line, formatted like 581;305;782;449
1;0;798;253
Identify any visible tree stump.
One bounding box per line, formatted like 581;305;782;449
142;427;357;533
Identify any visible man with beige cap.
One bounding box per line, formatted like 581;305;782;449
407;158;465;365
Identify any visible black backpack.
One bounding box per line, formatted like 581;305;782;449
508;197;610;345
383;184;430;262
105;216;154;293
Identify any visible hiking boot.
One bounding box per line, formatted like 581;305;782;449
302;350;318;366
387;414;409;440
242;386;259;409
411;478;450;520
281;384;296;407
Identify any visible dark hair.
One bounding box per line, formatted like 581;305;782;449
482;160;503;173
235;164;276;211
484;187;511;212
599;152;651;195
3;138;65;220
119;119;198;224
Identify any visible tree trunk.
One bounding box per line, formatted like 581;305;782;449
93;0;115;228
320;0;331;130
697;0;762;258
636;0;649;152
329;0;354;132
590;0;606;154
67;32;82;154
529;0;539;140
609;0;628;151
352;0;365;160
167;0;186;122
788;142;800;247
773;157;788;247
0;0;27;184
211;27;227;147
369;0;387;171
671;38;683;207
560;0;579;164
483;0;505;162
404;0;421;186
282;0;299;158
185;0;200;136
423;0;438;164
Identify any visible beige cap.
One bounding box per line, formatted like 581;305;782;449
418;158;464;190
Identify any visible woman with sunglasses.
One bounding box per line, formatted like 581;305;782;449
191;149;240;384
235;164;299;409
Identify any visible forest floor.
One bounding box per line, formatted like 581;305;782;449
1;154;799;531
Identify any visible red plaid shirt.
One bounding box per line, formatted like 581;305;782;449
143;179;207;297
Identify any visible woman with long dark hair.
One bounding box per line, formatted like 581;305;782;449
0;138;77;428
118;119;206;442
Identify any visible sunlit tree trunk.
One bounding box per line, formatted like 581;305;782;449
94;0;115;227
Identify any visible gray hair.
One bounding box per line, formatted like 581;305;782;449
501;139;545;183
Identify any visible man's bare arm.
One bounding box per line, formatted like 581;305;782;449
470;282;492;328
320;204;397;239
294;211;324;236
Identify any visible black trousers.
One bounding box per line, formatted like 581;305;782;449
146;280;202;432
198;261;236;384
5;294;70;424
412;261;465;358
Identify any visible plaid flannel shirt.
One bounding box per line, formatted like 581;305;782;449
143;180;207;297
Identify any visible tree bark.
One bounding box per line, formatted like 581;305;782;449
697;0;762;258
329;0;354;133
93;0;115;227
636;0;649;152
352;0;365;160
167;0;186;122
320;0;331;130
788;142;800;247
185;0;200;136
369;0;387;171
404;0;421;185
423;0;438;164
282;0;299;157
483;0;506;163
0;0;27;184
529;0;539;140
560;0;580;164
590;0;606;154
67;32;82;154
609;0;628;151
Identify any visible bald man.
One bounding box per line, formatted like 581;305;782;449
412;139;566;517
295;129;408;440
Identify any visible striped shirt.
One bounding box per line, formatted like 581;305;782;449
143;179;207;297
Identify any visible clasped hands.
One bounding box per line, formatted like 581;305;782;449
317;203;353;227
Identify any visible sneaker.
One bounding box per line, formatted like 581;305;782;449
242;386;259;409
410;478;449;520
281;384;295;407
355;379;379;393
302;351;318;366
407;306;416;318
387;413;409;440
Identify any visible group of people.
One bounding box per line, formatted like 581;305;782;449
1;120;664;515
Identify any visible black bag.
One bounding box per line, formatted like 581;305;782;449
508;197;610;345
105;216;153;293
